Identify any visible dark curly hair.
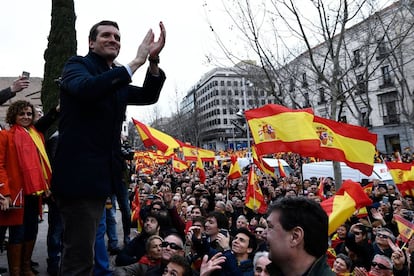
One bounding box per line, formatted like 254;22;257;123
6;100;34;126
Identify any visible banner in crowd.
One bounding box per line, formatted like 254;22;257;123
133;118;180;156
321;180;372;235
245;104;320;157
312;116;377;176
252;146;276;178
245;166;268;214
394;214;414;243
386;162;414;196
227;155;242;179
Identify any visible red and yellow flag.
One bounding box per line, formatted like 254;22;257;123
386;162;414;196
277;159;287;177
227;155;242;180
252;146;276;178
245;104;320;157
131;186;143;232
173;157;189;173
182;144;215;162
394;214;414;243
317;177;325;201
196;155;206;184
320;180;372;235
312;116;377;176
133;118;181;156
245;167;268;214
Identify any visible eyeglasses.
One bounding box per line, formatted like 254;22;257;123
353;231;363;236
371;262;391;270
255;230;263;234
377;234;391;239
161;241;183;250
18;112;33;117
152;207;161;211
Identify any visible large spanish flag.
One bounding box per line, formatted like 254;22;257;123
252;146;276;178
132;118;181;156
312;116;377;176
320;180;372;235
394;214;414;243
386;162;414;196
182;144;215;162
245;104;320;156
245;166;268;214
228;155;242;180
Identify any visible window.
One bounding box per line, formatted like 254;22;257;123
303;92;310;107
220;80;225;86
357;74;367;94
302;73;308;87
318;87;326;104
289;78;295;92
377;38;389;60
380;65;393;88
224;118;228;124
378;91;400;124
223;109;227;115
339;116;347;123
353;49;362;67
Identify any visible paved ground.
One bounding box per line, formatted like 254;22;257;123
0;208;126;276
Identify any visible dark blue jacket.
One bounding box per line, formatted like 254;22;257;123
51;52;166;199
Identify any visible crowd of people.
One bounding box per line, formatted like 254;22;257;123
1;16;414;276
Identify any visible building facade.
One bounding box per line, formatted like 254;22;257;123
180;1;414;155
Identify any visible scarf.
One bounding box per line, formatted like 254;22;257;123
13;125;52;195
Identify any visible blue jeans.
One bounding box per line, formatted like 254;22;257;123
115;183;131;245
106;195;118;250
46;199;63;271
94;210;113;276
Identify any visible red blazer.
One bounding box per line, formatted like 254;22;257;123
0;129;24;226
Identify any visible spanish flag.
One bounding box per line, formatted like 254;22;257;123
196;155;206;184
173;157;189;173
245;104;320;157
386;162;414;196
133;118;181;156
227;155;242;180
131;186;143;232
252;146;276;178
245;166;268;214
278;159;287;177
320;180;372;235
312;116;377;176
394;214;414;243
182;144;215;162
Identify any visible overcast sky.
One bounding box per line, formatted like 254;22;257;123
0;0;228;123
1;0;394;123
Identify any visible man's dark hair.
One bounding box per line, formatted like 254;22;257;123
89;20;119;41
168;255;192;276
234;227;257;252
207;211;229;230
268;197;328;258
192;216;206;226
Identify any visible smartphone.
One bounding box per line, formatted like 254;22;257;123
22;71;30;80
382;196;389;204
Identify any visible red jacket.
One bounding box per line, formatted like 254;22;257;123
0;129;24;226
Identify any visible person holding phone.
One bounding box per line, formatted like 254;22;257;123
51;19;166;275
0;75;30;106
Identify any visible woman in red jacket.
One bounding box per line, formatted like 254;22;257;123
0;100;51;276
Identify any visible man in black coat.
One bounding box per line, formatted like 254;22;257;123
51;20;166;275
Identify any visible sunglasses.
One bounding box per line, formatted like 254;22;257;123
255;230;263;234
152;207;161;211
377;234;391;239
18;112;33;117
371;262;391;270
161;241;182;250
353;231;363;236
